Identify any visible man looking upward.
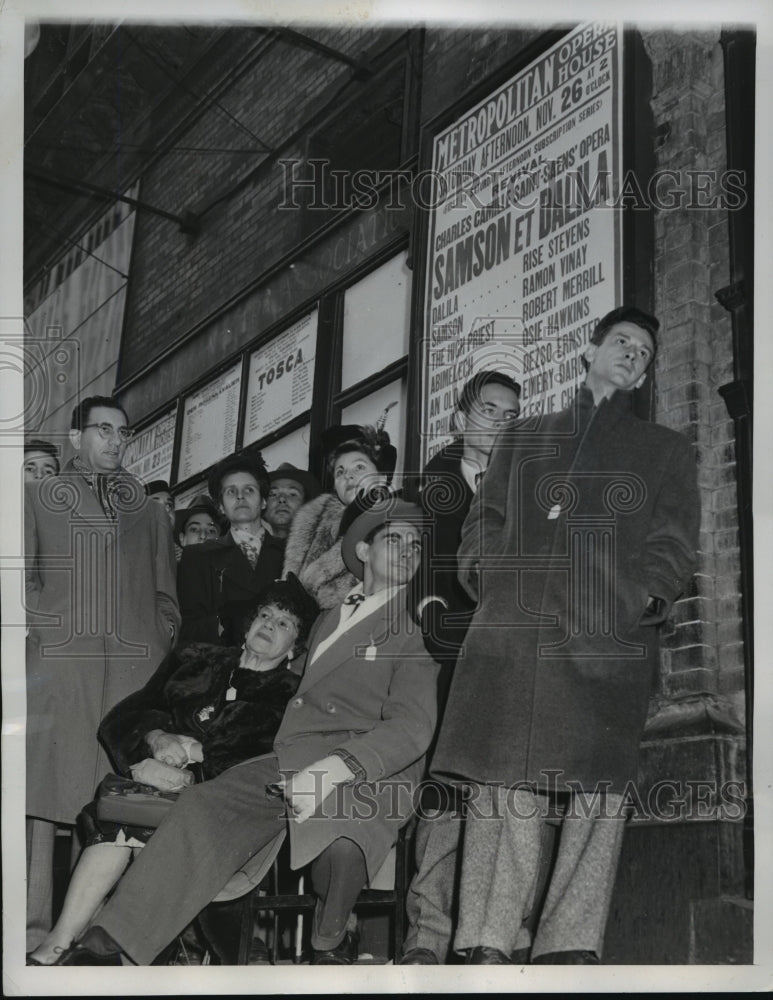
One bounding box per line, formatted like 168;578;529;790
431;307;700;965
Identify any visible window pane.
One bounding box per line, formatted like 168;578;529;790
341;251;411;391
341;379;405;485
259;424;311;473
178;362;241;483
173;480;213;510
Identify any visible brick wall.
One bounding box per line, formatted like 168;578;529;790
121;27;401;378
643;30;745;723
420;26;541;124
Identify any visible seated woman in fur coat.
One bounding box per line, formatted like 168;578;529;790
282;410;398;609
27;576;319;965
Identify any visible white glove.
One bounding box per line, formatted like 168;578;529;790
130;758;194;792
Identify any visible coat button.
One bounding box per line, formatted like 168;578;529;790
292;697;303;708
326;702;336;713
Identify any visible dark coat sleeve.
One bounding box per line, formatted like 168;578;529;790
456;427;513;601
638;431;701;625
177;543;222;644
98;647;190;775
148;498;182;642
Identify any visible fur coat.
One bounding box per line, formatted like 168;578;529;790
281;493;357;609
98;643;301;781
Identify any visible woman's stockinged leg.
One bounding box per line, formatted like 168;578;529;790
28;843;132;964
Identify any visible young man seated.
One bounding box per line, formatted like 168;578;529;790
58;496;440;966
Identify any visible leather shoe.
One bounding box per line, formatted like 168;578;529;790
398;947;439;964
311;929;358;965
532;949;599;964
57;926;123;966
466;945;511;964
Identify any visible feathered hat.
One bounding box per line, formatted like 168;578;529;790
321;402;398;482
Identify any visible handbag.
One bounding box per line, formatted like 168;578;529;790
94;772;180;829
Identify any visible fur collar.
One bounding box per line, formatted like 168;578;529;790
282;493;357;609
283;493;345;575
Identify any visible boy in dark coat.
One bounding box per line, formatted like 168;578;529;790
431;307;700;964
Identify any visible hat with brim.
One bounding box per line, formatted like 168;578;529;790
341;496;426;580
269;463;321;501
174;494;227;539
146;479;171;496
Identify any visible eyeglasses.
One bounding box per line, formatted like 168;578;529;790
82;423;134;442
254;607;298;632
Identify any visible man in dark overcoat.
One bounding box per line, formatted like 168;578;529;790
431;307;701;964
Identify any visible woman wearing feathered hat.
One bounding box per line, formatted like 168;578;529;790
281;404;398;609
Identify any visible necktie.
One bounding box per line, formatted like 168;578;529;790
474;471;483;490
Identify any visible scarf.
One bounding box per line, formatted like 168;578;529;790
230;524;266;570
72;455;123;520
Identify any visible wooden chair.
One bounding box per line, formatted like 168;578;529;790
214;823;413;965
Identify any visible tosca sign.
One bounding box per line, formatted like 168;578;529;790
421;22;623;463
244;310;318;446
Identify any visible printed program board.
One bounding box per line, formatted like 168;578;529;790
178;362;242;483
421;22;623;463
243;310;318;447
122;408;176;486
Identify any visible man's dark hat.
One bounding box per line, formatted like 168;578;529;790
341;495;425;580
174;493;227;539
337;484;400;540
268;463;320;501
145;479;171;496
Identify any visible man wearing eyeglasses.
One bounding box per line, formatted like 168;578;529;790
24;395;180;953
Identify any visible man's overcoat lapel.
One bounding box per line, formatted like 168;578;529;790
298;596;398;694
